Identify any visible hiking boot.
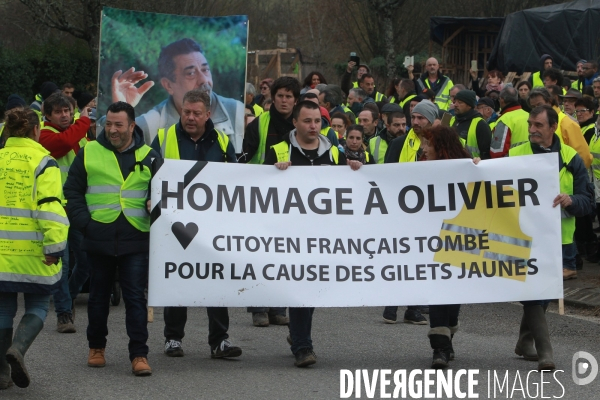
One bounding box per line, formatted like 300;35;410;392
382;306;398;324
87;348;106;367
294;348;317;367
429;328;452;369
56;313;76;333
0;329;12;390
164;340;184;357
252;312;269;327
211;339;242;359
403;308;427;325
562;268;577;281
5;314;44;388
268;314;289;325
131;357;152;376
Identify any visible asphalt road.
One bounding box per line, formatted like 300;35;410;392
2;296;599;399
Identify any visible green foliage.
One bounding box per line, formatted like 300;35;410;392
98;8;248;114
0;41;95;112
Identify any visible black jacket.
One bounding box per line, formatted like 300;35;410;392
452;108;492;160
241;106;294;163
64;126;161;256
515;134;594;218
264;130;346;166
150;119;237;162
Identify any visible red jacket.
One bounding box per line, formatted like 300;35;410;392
39;117;90;159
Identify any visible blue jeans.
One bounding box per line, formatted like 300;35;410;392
288;307;314;354
562;242;577;271
0;292;50;329
67;229;89;299
87;252;149;361
51;236;72;315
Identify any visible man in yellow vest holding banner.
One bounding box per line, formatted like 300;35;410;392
509;105;594;371
150;89;244;359
39;92;91;334
64;102;160;376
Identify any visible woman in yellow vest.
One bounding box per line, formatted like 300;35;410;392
0;108;68;389
420;126;471;370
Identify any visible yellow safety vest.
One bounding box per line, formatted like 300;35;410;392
571;79;583;92
249;112;271;164
400;94;416;109
374;92;385;102
493;108;530;149
369;135;388;164
555;112;567;143
531;71;544;88
433;181;533;281
41;124;88;186
452;117;484;157
589;127;600;179
399;129;420;162
0;137;68;291
157;124;229;161
252;103;264;117
83;141;152;232
271;141;339;164
417;76;453;110
510;140;577;245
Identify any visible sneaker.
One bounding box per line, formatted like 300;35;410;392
87;348;106;368
211;339;242;359
562;268;578;281
286;334;293;346
57;312;76;333
431;349;450;369
403;309;427;325
294;348;317;367
382;307;397;324
164;340;184;357
268;314;289;325
252;312;269;327
131;357;152;376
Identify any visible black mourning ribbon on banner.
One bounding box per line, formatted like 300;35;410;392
150;160;208;226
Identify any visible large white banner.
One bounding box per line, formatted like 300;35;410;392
148;155;563;307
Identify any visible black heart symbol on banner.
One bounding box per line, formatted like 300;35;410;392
171;222;199;250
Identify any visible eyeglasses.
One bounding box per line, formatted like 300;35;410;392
260;86;269;90
575;109;590;113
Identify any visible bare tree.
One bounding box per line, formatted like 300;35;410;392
368;0;406;78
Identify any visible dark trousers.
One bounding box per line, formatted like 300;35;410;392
575;213;596;243
87;252;149;361
429;305;460;328
164;306;229;349
67;228;89;300
288;307;315;354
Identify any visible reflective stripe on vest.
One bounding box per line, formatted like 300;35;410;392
249;112;271;164
400;94;416;109
271;141;339;164
369;136;387;164
531;71;544;88
84;141;152;232
510;141;577;244
157;124;229;160
399;129;420;162
374;92;385;102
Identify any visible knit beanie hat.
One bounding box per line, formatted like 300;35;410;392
454;90;477;108
412;100;438;124
76;92;95;110
5;94;27;111
40;82;59;101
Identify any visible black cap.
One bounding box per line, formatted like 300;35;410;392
477;97;495;109
5;94;27;111
76;92;95;110
40;82;59;101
